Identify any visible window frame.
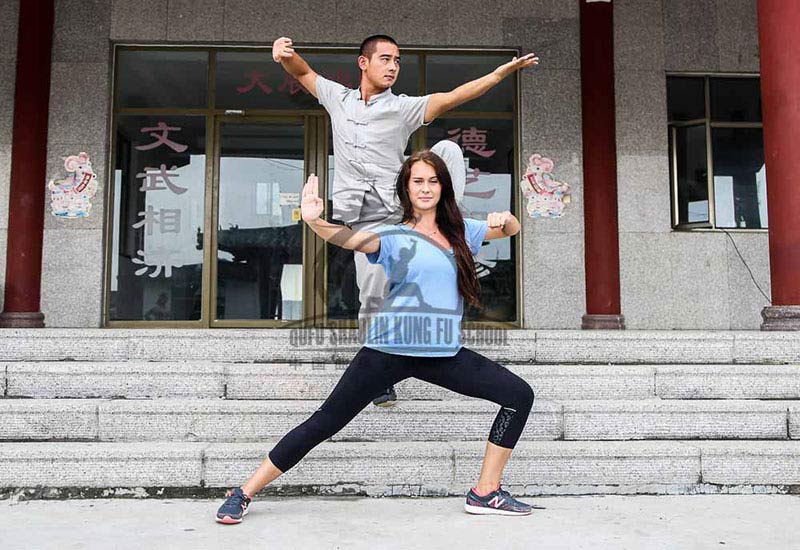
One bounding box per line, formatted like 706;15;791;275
104;44;523;329
667;72;766;233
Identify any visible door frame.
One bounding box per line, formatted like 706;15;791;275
208;114;324;328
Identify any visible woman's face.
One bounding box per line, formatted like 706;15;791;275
406;161;442;214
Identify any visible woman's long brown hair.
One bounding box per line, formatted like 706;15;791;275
395;150;481;307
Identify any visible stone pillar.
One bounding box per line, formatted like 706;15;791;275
758;1;800;330
579;0;625;330
0;0;55;328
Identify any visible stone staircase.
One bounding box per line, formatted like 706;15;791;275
1;329;800;498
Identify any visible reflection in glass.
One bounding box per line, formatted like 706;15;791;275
110;115;206;320
215;122;305;320
326;151;360;321
710;78;762;122
667;77;705;122
426;55;514;111
325;133;415;321
216;51;300;110
111;48;520;326
325;238;360;320
712;128;767;229
117;50;208;109
428;118;516;322
673;125;709;225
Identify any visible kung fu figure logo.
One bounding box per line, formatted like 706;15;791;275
520;153;572;218
48;152;99;218
358;228;464;353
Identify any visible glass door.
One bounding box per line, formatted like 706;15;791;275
210;117;314;326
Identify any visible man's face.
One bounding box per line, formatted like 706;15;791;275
359;41;401;90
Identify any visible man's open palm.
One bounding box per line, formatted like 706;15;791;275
272;37;295;62
301;174;323;222
497;53;539;77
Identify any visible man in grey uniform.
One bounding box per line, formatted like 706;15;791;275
273;35;538;404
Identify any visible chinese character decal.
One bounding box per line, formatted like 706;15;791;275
448;127;496;158
131;247;184;278
237;69;273;95
277;73;309;96
464;167;496;200
521;154;573;218
234;67;353;97
48;152;99;218
130;121;194;279
136;164;188;194
132;205;182;235
135;122;188;153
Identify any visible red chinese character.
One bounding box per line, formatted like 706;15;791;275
278;73;309;96
135;122;188;153
464;168;496;199
447;127;496;158
237;69;273;94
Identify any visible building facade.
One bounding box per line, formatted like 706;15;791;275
0;0;796;331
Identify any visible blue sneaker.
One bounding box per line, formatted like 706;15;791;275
215;487;251;524
372;386;398;407
464;486;532;516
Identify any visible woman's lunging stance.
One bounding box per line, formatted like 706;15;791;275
216;150;534;523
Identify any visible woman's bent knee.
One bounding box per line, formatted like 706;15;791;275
510;381;535;413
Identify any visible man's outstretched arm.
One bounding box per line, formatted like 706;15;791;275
423;53;539;123
272;36;319;97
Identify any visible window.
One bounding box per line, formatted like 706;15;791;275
106;47;520;327
330;53;520;325
109;114;207;321
668;75;767;230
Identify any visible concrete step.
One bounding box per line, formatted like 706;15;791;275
2;440;800;496
7;362;800;401
2;329;799;364
4;362;654;401
6;362;228;400
0;399;562;442
563;400;793;440
655;365;800;399
1;398;797;442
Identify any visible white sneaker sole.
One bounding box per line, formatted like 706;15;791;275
215;504;250;524
464;503;532;516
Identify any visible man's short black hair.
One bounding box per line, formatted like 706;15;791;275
359;35;399;59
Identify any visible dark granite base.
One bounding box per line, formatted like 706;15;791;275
761;306;800;331
581;314;626;330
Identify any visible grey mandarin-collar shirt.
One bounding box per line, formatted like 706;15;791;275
316;75;430;225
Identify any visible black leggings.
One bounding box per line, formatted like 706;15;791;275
269;346;535;473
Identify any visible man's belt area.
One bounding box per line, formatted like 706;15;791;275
331;183;397;225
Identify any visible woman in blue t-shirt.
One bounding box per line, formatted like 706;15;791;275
216;151;535;524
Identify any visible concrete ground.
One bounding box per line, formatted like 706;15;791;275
2;495;799;550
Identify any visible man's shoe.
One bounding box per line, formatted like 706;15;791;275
372;386;397;407
464;486;532;516
215;487;251;524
